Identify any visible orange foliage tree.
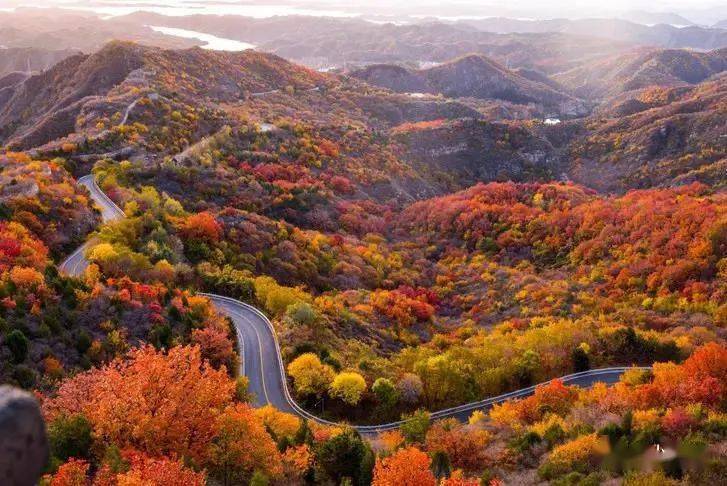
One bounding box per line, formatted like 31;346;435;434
44;458;89;486
44;345;235;464
114;452;206;486
631;342;726;410
207;403;283;483
178;212;222;243
424;419;490;472
441;470;482;486
490;379;579;426
0;221;49;272
372;446;436;486
191;326;237;371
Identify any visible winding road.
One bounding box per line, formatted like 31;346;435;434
58;175;125;276
61;175;649;434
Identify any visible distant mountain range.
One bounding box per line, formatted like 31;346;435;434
2;9;726;78
617;10;695;26
113;12;636;74
459;17;727;50
0;47;78;78
554;47;727;99
0;8;196;51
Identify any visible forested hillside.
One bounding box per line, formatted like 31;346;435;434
0;22;724;485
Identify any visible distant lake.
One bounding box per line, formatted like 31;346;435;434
149;25;255;51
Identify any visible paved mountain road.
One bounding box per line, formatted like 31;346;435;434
61;175;649;434
59;175;124;275
201;292;648;434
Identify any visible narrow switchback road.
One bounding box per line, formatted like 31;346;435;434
59;175;124;275
62;175;649;434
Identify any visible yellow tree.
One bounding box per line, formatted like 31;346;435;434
329;372;367;405
255;405;301;439
287;353;335;397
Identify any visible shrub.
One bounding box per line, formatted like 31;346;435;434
48;414;93;463
329;372;367;405
400;410;430;444
372;378;398;408
539;434;609;479
6;329;29;363
287;353;335;397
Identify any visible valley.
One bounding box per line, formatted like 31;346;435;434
0;4;725;485
63;171;647;431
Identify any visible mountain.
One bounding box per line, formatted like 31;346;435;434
115;12;635;74
554;47;727;100
0;7;196;51
461;17;727;50
0;41;333;150
391;117;567;192
513;67;569;92
351;55;589;116
0;43;145;149
618;10;695;26
0;72;28;90
567;74;727;191
0;47;77;78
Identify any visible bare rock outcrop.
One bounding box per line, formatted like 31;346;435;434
0;386;48;486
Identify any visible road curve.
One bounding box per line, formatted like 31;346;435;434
201;292;648;433
59;175;125;275
61;175;650;434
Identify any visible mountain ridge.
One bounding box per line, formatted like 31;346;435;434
351;54;589;116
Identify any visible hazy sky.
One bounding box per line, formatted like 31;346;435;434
3;0;726;23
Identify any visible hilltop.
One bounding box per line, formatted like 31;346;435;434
555;47;727;100
0;41;328;150
0;41;723;196
351;55;588;116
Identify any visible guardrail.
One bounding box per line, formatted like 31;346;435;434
200;292;651;433
79;174;125;219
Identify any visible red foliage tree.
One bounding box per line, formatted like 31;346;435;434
179;212;222;243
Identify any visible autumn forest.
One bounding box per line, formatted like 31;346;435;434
0;4;725;486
